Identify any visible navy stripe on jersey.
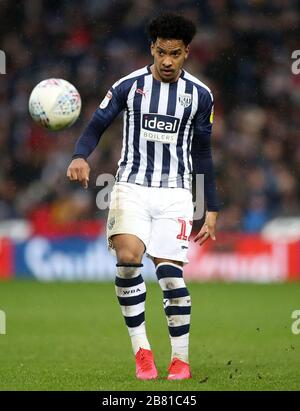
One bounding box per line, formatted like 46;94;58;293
144;79;161;186
176;80;193;188
127;76;145;183
117;108;130;181
186;127;193;174
161;82;177;187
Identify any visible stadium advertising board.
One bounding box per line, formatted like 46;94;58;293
1;234;299;282
0;238;13;279
185;234;299;282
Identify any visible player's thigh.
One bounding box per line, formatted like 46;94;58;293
147;217;193;263
107;182;151;256
153;257;183;268
111;233;145;264
147;188;193;263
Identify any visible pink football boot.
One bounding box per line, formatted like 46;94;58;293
135;348;158;380
167;357;192;380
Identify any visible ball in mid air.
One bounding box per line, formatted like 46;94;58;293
29;78;81;131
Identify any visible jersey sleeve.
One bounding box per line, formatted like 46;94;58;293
72;83;127;159
191;89;220;212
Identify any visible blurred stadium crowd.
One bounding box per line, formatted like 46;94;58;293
0;0;299;233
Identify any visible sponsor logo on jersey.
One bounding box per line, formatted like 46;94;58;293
178;93;192;108
141;114;180;144
143;114;179;132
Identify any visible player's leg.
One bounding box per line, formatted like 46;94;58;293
146;188;194;380
153;257;192;380
112;233;149;353
112;233;157;380
112;232;145;264
106;183;157;379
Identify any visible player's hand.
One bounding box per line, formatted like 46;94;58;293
67;158;90;189
193;211;218;246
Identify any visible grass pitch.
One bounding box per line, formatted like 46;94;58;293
0;280;299;391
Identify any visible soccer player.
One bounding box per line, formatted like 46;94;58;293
67;14;219;380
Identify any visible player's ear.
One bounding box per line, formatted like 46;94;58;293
150;41;155;56
184;45;190;60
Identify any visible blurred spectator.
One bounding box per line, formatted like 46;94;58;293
0;0;299;232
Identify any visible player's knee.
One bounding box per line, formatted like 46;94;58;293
116;249;142;266
156;262;187;291
116;265;141;279
154;258;183;268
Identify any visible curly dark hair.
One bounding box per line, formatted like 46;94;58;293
146;13;196;46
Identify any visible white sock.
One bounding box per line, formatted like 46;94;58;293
170;334;189;363
115;264;151;356
156;263;191;364
128;323;151;355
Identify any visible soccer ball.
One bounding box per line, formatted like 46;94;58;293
28;78;81;131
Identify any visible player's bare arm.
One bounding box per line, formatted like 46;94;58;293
67;158;90;189
194;211;218;246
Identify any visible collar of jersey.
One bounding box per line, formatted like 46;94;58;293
146;65;185;84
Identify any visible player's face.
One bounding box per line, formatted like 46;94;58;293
151;38;189;83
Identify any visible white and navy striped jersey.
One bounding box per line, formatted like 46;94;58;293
74;65;214;191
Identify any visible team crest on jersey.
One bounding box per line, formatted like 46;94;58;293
178;93;192;108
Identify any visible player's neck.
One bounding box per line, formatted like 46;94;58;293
150;64;182;83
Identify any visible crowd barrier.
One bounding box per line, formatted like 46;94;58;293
1;233;299;282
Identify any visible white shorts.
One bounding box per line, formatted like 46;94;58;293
106;182;194;263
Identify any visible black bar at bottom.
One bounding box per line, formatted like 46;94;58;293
0;391;298;409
